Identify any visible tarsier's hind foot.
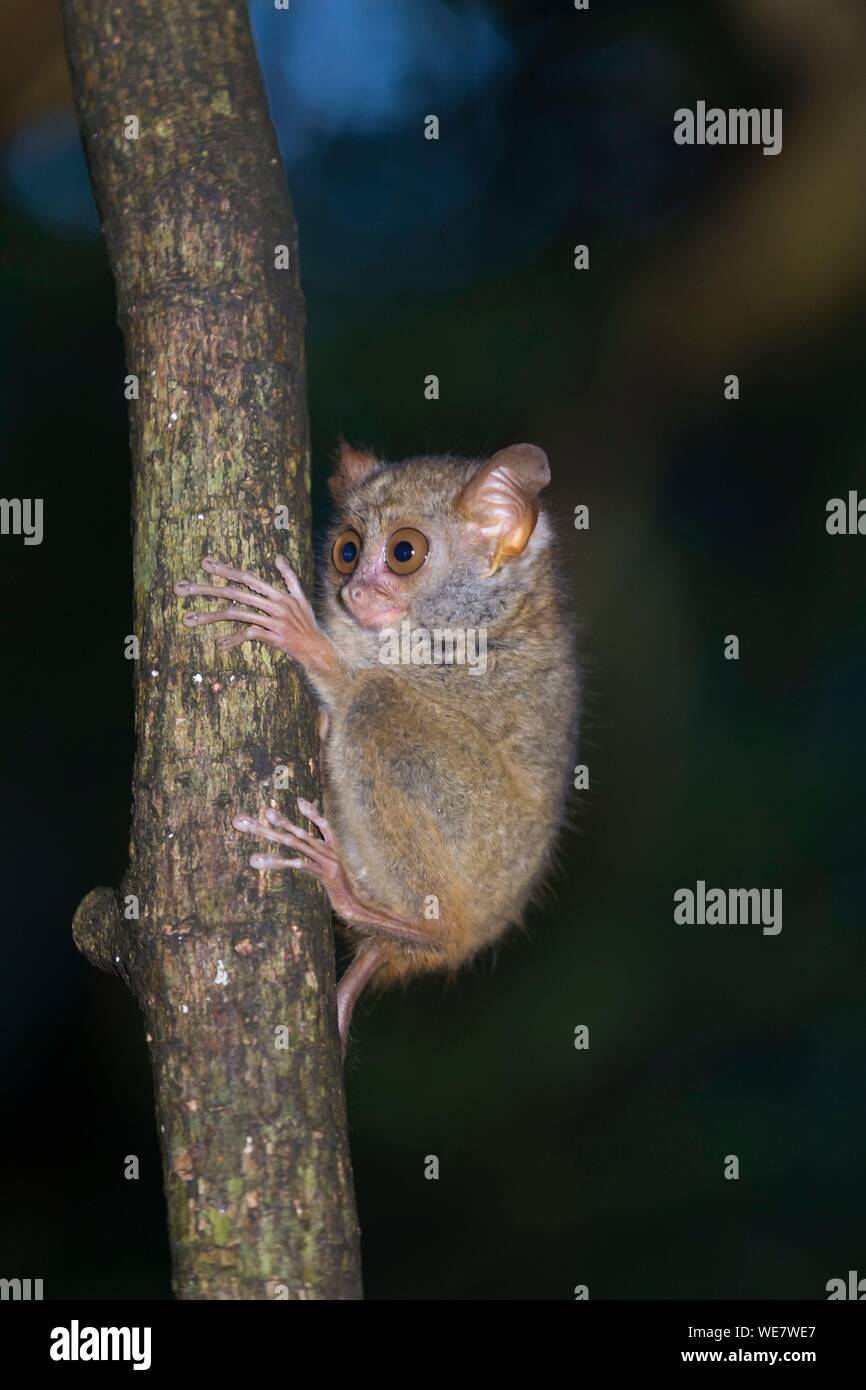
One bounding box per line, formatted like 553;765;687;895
233;796;446;1050
234;798;441;950
233;797;340;876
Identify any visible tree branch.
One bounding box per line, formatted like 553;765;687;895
64;0;362;1300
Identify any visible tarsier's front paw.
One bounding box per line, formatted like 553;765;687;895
174;555;319;658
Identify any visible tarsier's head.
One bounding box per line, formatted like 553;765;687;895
323;439;553;638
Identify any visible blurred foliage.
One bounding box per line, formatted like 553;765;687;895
1;0;864;1299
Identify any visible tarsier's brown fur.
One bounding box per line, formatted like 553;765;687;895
176;441;578;1051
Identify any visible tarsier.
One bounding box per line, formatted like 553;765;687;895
175;441;579;1054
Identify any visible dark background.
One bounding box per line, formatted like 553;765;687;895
2;0;865;1299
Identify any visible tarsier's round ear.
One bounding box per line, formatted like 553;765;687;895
328;436;380;501
456;444;550;576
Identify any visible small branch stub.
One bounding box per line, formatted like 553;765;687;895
72;886;128;977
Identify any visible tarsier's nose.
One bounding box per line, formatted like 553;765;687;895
342;570;402;629
344;581;381;617
345;563;380;606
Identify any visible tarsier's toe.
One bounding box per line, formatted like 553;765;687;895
249;852;307;871
297;797;334;843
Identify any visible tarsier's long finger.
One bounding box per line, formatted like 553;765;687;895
200;557;285;601
174;581;283;616
216;626;276;651
296;797;335;846
249;853;309;872
182;606;285;630
263;806;298;833
275;556;315;618
218;628;291;652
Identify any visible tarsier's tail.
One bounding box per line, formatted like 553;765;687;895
336;942;386;1057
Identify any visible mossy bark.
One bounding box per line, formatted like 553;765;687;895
64;0;361;1300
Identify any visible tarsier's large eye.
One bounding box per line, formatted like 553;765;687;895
386;527;429;575
332;529;362;575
